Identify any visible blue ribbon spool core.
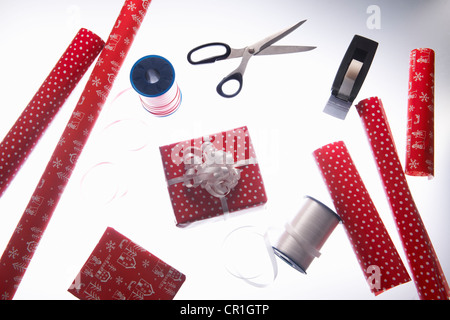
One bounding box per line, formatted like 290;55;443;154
130;55;175;97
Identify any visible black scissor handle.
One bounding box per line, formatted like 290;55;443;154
216;72;243;98
187;42;231;65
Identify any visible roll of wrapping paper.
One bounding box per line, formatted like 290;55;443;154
0;28;104;197
313;141;411;295
0;0;150;299
355;97;449;300
406;48;435;178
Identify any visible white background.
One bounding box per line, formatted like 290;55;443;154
0;0;449;300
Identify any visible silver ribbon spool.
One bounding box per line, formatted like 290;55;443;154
273;196;341;274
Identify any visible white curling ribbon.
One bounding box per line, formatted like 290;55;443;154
168;139;256;212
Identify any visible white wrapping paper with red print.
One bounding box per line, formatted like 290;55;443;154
406;48;435;178
313;141;411;295
67;227;186;300
0;28;104;197
0;0;150;300
356;96;449;300
159;126;268;227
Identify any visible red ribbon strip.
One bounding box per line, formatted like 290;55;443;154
313;141;411;295
0;28;104;197
67;227;186;300
0;0;150;300
356;96;449;300
406;48;435;178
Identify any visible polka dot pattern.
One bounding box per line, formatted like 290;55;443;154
160;126;268;227
313;141;411;295
356;96;449;300
406;48;435;178
0;28;104;197
0;0;149;300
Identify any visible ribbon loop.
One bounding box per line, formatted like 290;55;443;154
178;140;242;198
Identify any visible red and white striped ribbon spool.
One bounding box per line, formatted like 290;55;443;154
130;55;181;117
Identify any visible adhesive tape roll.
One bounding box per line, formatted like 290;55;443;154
273;196;341;274
130;55;181;116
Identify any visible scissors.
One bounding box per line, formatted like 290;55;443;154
187;19;316;98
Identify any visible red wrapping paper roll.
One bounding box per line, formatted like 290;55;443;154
0;28;104;197
356;96;449;300
0;0;150;299
313;141;410;295
406;48;435;178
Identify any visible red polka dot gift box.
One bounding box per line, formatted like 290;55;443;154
159;126;268;227
68;227;186;300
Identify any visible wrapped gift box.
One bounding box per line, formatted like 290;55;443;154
68;227;186;300
159;126;268;227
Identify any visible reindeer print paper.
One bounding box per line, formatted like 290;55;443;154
68;227;186;300
0;0;150;299
406;48;435;178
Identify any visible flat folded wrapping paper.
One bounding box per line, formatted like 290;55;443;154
355;97;449;300
159;126;268;227
0;0;150;299
313;141;411;295
406;48;435;178
68;227;186;300
0;28;105;197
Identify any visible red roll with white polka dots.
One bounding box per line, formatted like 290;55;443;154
356;96;449;300
313;141;411;295
0;0;150;299
0;28;104;197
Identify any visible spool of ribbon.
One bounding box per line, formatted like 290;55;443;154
130;55;181;117
0;28;104;197
273;196;341;274
167;138;256;214
0;0;150;299
355;97;449;300
313;141;411;295
406;48;435;178
222;195;341;287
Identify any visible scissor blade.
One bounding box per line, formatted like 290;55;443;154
257;45;316;56
254;19;307;54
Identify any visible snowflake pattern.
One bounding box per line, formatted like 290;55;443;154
96;57;104;67
53;157;63;168
409;159;419;169
127;2;136;11
58;137;66;146
413;72;423;82
419;92;429;102
91;77;101;87
8;247;19;259
142;259;150;268
106;240;116;252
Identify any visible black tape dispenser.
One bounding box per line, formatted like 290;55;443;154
323;35;378;120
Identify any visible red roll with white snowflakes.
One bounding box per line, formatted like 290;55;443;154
0;0;150;299
406;48;435;178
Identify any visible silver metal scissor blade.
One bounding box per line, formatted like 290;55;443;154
228;45;316;59
257;45;316;56
251;19;307;54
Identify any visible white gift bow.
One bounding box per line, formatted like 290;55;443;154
167;138;257;213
